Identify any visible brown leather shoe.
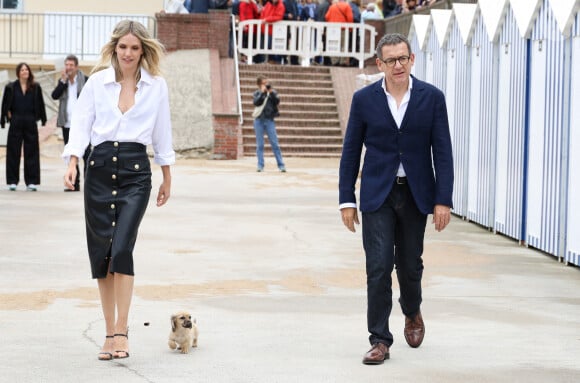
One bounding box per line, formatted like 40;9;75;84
404;311;425;348
362;343;389;365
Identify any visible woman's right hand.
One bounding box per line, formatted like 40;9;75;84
64;157;78;191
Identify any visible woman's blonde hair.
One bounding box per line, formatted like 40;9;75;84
92;19;164;81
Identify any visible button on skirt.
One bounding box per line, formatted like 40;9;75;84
84;141;152;278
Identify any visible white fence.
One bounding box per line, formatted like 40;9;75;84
0;13;156;60
236;19;377;68
409;0;579;266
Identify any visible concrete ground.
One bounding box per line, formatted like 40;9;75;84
0;140;579;383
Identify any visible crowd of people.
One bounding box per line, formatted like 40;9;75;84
229;0;440;65
232;0;440;26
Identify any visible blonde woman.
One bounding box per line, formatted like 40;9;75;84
63;20;175;361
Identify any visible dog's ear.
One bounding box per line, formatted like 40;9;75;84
193;318;197;324
171;314;177;332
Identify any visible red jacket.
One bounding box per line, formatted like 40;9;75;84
239;0;259;33
325;1;353;23
260;1;286;35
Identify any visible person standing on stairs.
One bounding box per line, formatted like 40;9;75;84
252;75;286;172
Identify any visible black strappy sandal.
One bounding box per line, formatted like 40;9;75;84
113;329;130;359
98;335;114;361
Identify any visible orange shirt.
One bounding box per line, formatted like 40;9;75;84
325;2;354;23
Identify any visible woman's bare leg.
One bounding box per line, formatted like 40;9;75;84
97;272;115;359
113;273;134;357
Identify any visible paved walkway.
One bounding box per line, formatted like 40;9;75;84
0;144;579;382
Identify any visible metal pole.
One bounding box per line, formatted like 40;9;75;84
9;13;13;57
231;15;243;126
81;15;85;60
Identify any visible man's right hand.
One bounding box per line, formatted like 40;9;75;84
341;207;359;233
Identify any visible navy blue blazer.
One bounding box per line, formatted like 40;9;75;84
339;76;454;214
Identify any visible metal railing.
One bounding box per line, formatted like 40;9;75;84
0;13;156;60
237;19;377;69
231;15;243;126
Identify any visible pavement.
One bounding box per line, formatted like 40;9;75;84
0;139;579;383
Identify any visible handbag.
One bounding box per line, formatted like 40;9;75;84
252;94;269;119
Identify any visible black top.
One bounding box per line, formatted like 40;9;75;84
12;83;35;117
253;89;280;120
1;80;47;129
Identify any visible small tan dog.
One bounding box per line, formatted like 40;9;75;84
168;311;198;354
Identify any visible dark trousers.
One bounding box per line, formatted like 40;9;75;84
6;116;40;186
362;181;427;346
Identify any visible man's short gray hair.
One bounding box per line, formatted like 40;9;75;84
375;33;412;60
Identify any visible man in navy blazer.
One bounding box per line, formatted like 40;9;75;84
339;33;453;365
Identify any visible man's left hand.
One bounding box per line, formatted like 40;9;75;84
432;204;451;232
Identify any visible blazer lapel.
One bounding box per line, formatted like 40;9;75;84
400;75;424;131
373;79;398;130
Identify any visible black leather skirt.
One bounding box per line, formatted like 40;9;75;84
84;141;152;278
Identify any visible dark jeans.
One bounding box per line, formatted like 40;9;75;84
362;181;427;346
6;116;40;186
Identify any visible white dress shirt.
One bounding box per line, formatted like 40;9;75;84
339;76;413;210
382;76;412;178
64;79;77;128
62;66;175;166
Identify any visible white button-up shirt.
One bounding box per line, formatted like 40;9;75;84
382;76;412;177
65;79;77;128
62;66;175;166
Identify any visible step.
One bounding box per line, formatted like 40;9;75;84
239;71;331;81
242;118;340;127
242;126;342;136
242;135;343;145
240;83;334;96
242;111;338;120
242;106;338;114
240;94;337;103
244;151;342;158
244;143;343;154
242;100;337;112
240;78;334;88
242;102;338;112
239;63;331;74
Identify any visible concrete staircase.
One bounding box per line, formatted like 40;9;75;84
239;64;342;158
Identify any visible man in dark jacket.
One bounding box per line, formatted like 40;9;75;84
316;0;332;65
252;75;286;172
51;54;89;192
349;0;362;67
284;0;300;65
